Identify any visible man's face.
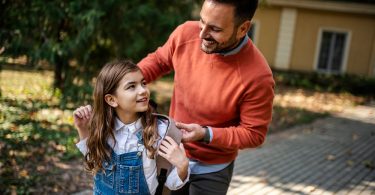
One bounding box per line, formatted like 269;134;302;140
199;0;242;54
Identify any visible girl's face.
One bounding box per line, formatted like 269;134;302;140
107;70;150;123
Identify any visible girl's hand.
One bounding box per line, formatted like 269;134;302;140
158;136;189;181
73;105;92;140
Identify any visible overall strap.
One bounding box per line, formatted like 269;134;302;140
153;113;182;195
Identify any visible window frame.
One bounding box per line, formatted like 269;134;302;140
313;27;351;74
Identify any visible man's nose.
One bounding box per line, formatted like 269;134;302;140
199;26;209;39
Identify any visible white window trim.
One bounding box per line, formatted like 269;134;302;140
313;27;351;74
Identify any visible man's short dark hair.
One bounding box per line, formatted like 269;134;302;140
208;0;259;24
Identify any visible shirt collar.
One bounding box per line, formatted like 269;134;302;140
114;117;143;134
218;35;249;56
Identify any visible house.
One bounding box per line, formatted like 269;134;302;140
250;0;375;76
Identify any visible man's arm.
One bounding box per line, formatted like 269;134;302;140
138;24;185;82
210;77;274;149
178;77;274;150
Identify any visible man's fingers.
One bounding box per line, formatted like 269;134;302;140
176;122;192;131
181;138;190;143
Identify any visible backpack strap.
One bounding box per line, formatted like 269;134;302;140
153;113;182;195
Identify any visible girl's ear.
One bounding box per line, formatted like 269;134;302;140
104;94;118;108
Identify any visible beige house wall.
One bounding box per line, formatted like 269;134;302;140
254;2;375;77
253;7;282;68
290;9;375;76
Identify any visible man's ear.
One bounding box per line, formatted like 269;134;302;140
104;94;118;108
237;20;251;39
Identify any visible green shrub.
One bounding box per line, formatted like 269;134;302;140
273;69;375;97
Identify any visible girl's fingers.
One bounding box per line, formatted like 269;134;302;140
84;105;92;114
160;139;171;148
73;109;83;119
159;140;176;155
77;106;84;115
82;107;87;117
163;136;177;147
73;105;92;120
159;144;168;153
85;105;92;119
158;150;167;159
179;143;185;152
158;147;166;154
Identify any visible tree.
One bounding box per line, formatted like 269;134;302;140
1;0;197;107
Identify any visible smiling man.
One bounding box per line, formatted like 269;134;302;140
199;0;246;54
138;0;275;194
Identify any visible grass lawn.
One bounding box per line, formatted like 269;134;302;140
0;69;366;194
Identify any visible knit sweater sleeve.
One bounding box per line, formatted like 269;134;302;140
210;75;275;149
137;24;184;83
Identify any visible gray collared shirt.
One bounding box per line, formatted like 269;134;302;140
219;35;249;56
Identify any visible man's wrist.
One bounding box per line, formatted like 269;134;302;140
200;126;211;144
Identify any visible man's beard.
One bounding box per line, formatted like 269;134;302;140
200;30;239;54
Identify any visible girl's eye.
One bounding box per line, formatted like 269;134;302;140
142;82;147;87
126;85;135;90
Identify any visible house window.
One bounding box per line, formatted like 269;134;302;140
317;31;348;74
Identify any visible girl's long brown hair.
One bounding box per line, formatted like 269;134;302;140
85;60;158;173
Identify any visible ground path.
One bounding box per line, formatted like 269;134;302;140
228;104;375;195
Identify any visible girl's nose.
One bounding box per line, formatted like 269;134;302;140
138;85;147;94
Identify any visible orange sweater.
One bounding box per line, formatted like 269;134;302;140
138;21;274;164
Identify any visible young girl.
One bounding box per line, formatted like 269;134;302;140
73;60;189;195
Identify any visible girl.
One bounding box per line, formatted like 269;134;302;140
73;60;189;195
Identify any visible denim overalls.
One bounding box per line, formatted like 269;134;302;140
93;131;151;195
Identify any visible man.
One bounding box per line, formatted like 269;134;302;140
138;0;274;194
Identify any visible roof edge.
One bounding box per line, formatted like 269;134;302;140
266;0;375;15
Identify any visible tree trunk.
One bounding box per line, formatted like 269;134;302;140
54;55;64;90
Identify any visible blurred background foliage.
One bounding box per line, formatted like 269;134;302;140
0;0;199;107
1;1;201;193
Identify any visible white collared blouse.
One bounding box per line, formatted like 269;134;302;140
76;117;189;194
